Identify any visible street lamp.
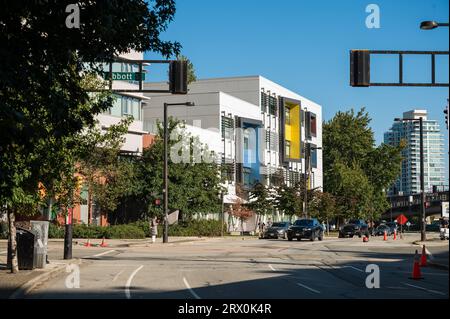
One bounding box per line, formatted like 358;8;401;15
420;21;449;30
304;143;322;218
163;102;195;243
394;117;426;241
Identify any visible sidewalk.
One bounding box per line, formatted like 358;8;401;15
0;260;72;299
0;236;206;298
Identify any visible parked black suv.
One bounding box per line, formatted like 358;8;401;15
287;218;324;241
338;219;370;238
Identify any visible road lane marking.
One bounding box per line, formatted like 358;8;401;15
93;249;115;257
402;282;446;296
125;265;144;299
296;283;321;294
0;250;6;255
183;277;201;299
113;269;124;282
268;264;321;294
83;249;115;259
344;266;364;273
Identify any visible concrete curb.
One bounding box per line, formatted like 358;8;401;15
412;240;449;247
8;259;80;299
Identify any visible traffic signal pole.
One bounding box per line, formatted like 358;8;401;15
419;117;426;242
350;50;449;87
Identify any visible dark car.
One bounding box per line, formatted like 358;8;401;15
286;219;323;241
386;222;399;234
374;224;393;236
263;222;291;239
338;219;369;238
426;221;441;232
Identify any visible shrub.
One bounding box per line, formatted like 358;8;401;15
130;220;151;237
154;219;226;237
73;224;105;239
48;223;65;238
104;224;145;239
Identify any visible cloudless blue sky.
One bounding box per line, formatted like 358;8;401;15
145;0;449;176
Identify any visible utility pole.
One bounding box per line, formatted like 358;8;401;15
162;102;195;244
304;143;322;219
419;117;426;242
395;117;426;241
304;143;310;219
63;207;73;259
163;103;169;243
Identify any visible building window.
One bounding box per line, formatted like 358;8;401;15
269;96;277;116
285;140;291;158
285;107;291;125
310;113;317;137
311;147;318;168
221;116;234;139
260;92;268;113
306;112;317;138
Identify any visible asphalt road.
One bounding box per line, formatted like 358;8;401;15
11;235;447;299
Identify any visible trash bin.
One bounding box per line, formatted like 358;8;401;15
31;221;49;268
16;228;37;270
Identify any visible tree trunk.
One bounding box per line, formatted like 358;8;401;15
7;208;19;273
87;185;92;225
326;217;329;236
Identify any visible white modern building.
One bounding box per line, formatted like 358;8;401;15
143;76;323;230
384;109;447;195
77;50;148;225
97;50;149;155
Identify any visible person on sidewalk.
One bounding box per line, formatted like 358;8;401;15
151;217;158;243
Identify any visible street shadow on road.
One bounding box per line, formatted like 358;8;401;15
8;246;448;300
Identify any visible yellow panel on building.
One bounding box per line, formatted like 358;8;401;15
285;101;301;160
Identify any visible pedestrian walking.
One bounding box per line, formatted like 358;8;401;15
258;221;266;238
151;217;158;243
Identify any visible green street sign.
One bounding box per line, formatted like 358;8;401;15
103;72;145;81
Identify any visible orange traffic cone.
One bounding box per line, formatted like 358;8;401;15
420;245;427;267
100;237;108;247
410;250;424;280
84;238;92;247
393;230;397;240
383;231;387;241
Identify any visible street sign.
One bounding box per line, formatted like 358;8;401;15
102;72;145;81
396;214;408;225
406;221;411;227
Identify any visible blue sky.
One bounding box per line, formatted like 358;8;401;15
145;0;449;170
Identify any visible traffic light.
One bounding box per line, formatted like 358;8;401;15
169;60;188;94
350;50;370;87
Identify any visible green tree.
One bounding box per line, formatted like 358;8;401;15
274;183;304;221
176;54;197;84
0;1;180;273
137;118;223;222
309;191;336;234
323;108;403;223
248;182;274;230
76;117;136;224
